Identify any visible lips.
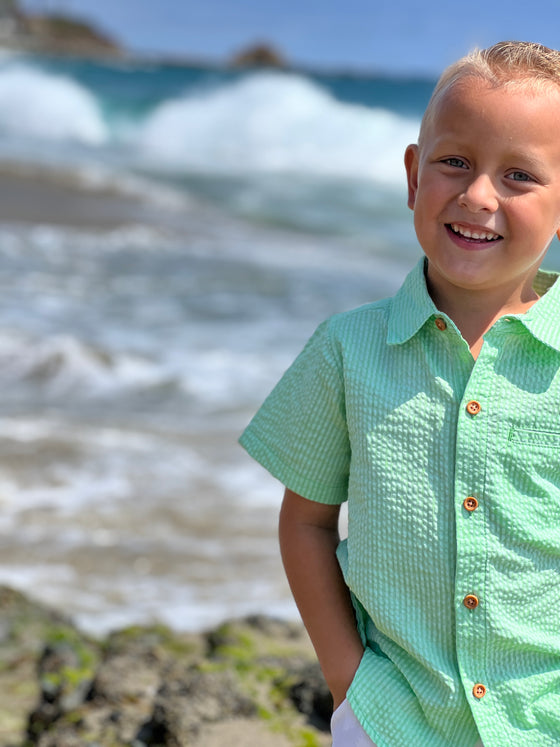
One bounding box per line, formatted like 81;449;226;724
448;223;502;242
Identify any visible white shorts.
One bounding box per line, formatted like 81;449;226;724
331;698;484;746
331;698;376;746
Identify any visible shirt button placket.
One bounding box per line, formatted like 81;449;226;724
457;393;488;713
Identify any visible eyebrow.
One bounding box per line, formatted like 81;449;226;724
502;153;552;180
431;137;552;174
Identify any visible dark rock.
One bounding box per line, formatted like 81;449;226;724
91;652;160;704
0;584;71;633
0;586;81;745
288;661;333;729
230;43;287;68
0;588;331;746
26;623;204;746
27;627;100;742
85;653;160;742
22;13;122;58
0;0;123;58
139;667;256;745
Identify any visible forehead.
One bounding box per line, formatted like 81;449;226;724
444;73;556;101
425;75;560;148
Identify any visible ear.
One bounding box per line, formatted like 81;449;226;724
404;144;419;210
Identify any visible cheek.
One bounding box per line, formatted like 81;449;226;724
416;180;450;213
413;198;438;234
412;211;440;257
412;207;426;238
510;205;555;246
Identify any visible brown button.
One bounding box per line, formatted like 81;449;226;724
435;317;447;331
466;400;481;415
463;496;479;512
463;594;479;609
473;683;487;699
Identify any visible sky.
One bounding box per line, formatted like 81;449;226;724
20;0;560;77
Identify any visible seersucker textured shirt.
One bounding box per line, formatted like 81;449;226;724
239;258;560;747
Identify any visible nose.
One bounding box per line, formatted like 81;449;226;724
458;173;499;213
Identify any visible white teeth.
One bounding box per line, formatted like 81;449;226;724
450;224;500;241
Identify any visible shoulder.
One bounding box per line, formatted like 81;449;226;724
284;298;393;383
323;297;392;349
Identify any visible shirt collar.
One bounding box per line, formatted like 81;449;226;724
517;268;560;352
387;258;438;345
387;258;560;351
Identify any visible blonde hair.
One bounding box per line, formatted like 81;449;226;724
418;41;560;147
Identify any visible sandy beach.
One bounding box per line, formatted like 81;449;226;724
0;162;181;227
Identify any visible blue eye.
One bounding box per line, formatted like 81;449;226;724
508;171;532;182
444;157;467;168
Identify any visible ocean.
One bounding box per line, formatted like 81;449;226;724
0;52;558;635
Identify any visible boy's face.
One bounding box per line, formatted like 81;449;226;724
405;76;560;305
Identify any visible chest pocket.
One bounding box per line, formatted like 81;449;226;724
508;427;560;449
497;426;560;558
506;427;560;494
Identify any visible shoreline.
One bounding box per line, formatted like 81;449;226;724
0;159;299;653
0;164;158;229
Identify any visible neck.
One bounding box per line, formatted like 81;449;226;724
427;276;540;360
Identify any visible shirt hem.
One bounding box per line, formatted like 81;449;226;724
239;427;348;504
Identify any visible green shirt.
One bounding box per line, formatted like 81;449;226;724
239;258;560;747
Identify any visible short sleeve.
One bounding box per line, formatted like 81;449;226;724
239;318;350;504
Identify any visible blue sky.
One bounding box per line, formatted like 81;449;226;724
21;0;560;77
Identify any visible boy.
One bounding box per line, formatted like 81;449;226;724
239;41;560;746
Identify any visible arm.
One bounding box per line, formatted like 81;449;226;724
279;487;364;709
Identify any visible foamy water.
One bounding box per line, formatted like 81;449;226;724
137;71;419;182
0;58;420;174
0;54;558;635
0;208;410;634
0;63;107;144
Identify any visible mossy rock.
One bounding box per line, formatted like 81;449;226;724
0;587;84;746
0;588;333;746
103;623;204;664
207;615;315;663
203;616;332;741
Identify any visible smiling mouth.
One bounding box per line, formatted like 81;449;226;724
447;223;503;242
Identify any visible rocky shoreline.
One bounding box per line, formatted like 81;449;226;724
0;586;332;746
0;0;122;58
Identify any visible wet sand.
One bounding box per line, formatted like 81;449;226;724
0;165;150;227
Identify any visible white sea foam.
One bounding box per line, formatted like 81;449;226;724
0;414;209;519
0;331;166;397
0;327;284;412
0;62;419;185
0;62;107;144
0;59;428;636
37;576;297;635
138;71;420;182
